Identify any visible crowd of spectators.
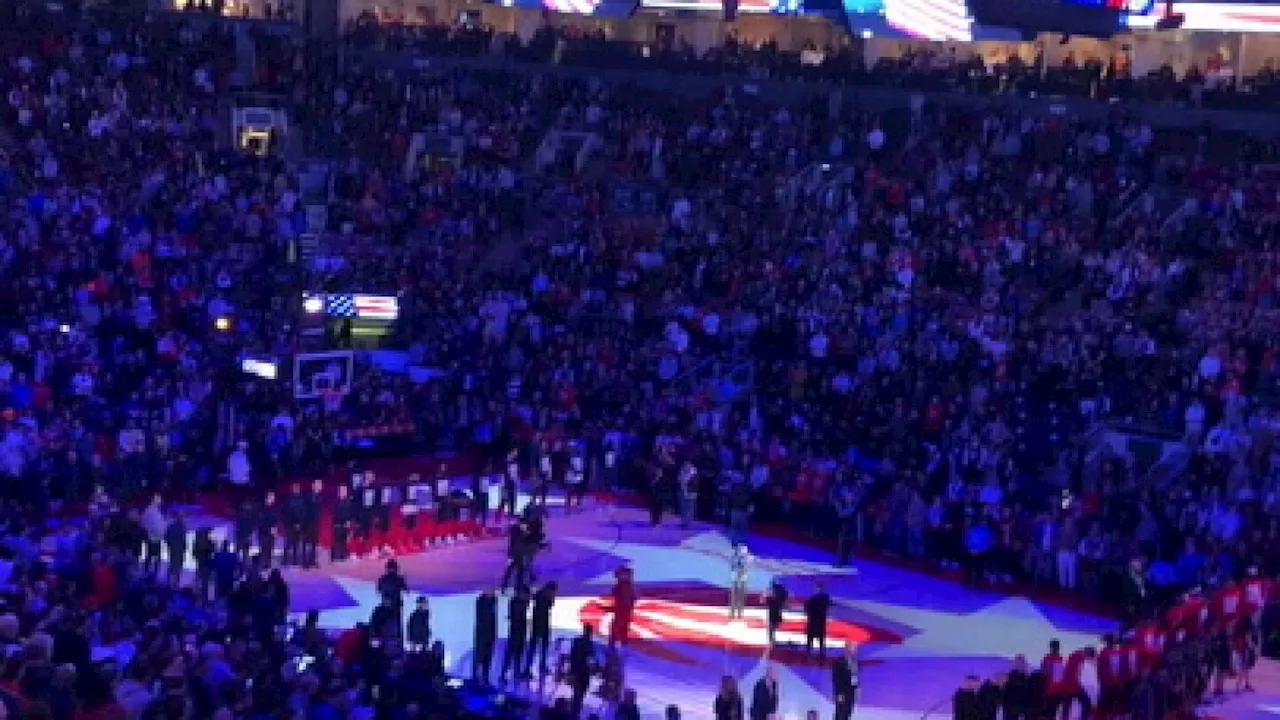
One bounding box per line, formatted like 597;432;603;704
332;16;1280;607
344;17;1280;112
5;2;1280;718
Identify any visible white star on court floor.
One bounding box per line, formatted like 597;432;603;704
838;595;1112;660
567;530;858;591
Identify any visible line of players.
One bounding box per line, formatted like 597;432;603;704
1038;571;1271;720
230;468;480;568
230;450;591;568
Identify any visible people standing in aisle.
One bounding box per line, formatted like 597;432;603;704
407;596;431;652
526;581;557;677
282;481;305;567
473;589;498;685
832;642;859;720
805;583;831;660
257;491;279;569
502;585;531;682
331;484;353;563
164;510;188;587
234;499;256;567
766;580;788;646
354;474;375;557
302;478;323;568
678;461;698;529
729;545;750;619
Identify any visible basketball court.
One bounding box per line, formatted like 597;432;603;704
191;497;1263;720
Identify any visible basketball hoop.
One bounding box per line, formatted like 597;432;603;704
320;389;343;413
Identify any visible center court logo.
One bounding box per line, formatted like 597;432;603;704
571;587;900;665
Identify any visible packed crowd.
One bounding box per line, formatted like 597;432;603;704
338;17;1280;716
344;16;1280;111
4;1;1280;718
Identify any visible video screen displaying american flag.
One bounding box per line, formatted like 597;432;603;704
538;0;640;14
883;0;973;40
637;0;794;12
322;294;400;321
542;0;601;12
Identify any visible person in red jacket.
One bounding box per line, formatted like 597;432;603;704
1242;567;1268;625
1164;595;1188;643
1133;617;1164;673
609;566;636;648
1182;589;1209;640
85;554;119;610
1212;580;1243;634
1042;639;1070;720
1233;613;1259;692
1065;646;1093;720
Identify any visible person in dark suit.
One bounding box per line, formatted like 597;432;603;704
750;665;780;720
953;676;983;720
434;463;453;523
234;499;256;566
302;478;323;567
648;447;672;526
1001;656;1033;720
282;482;306;566
471;468;490;526
805;583;831;659
766;581;789;646
502;518;535;592
525;581;556;677
1121;559;1148;627
407;596;431;652
331;484;354;563
256;491;278;569
502;586;531;682
473;589;498;685
714;675;744;720
568;624;597;717
164;511;188;588
192;527;216;600
832;642;858;720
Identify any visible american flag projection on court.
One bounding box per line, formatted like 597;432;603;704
321;294;400;321
884;0;972;41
